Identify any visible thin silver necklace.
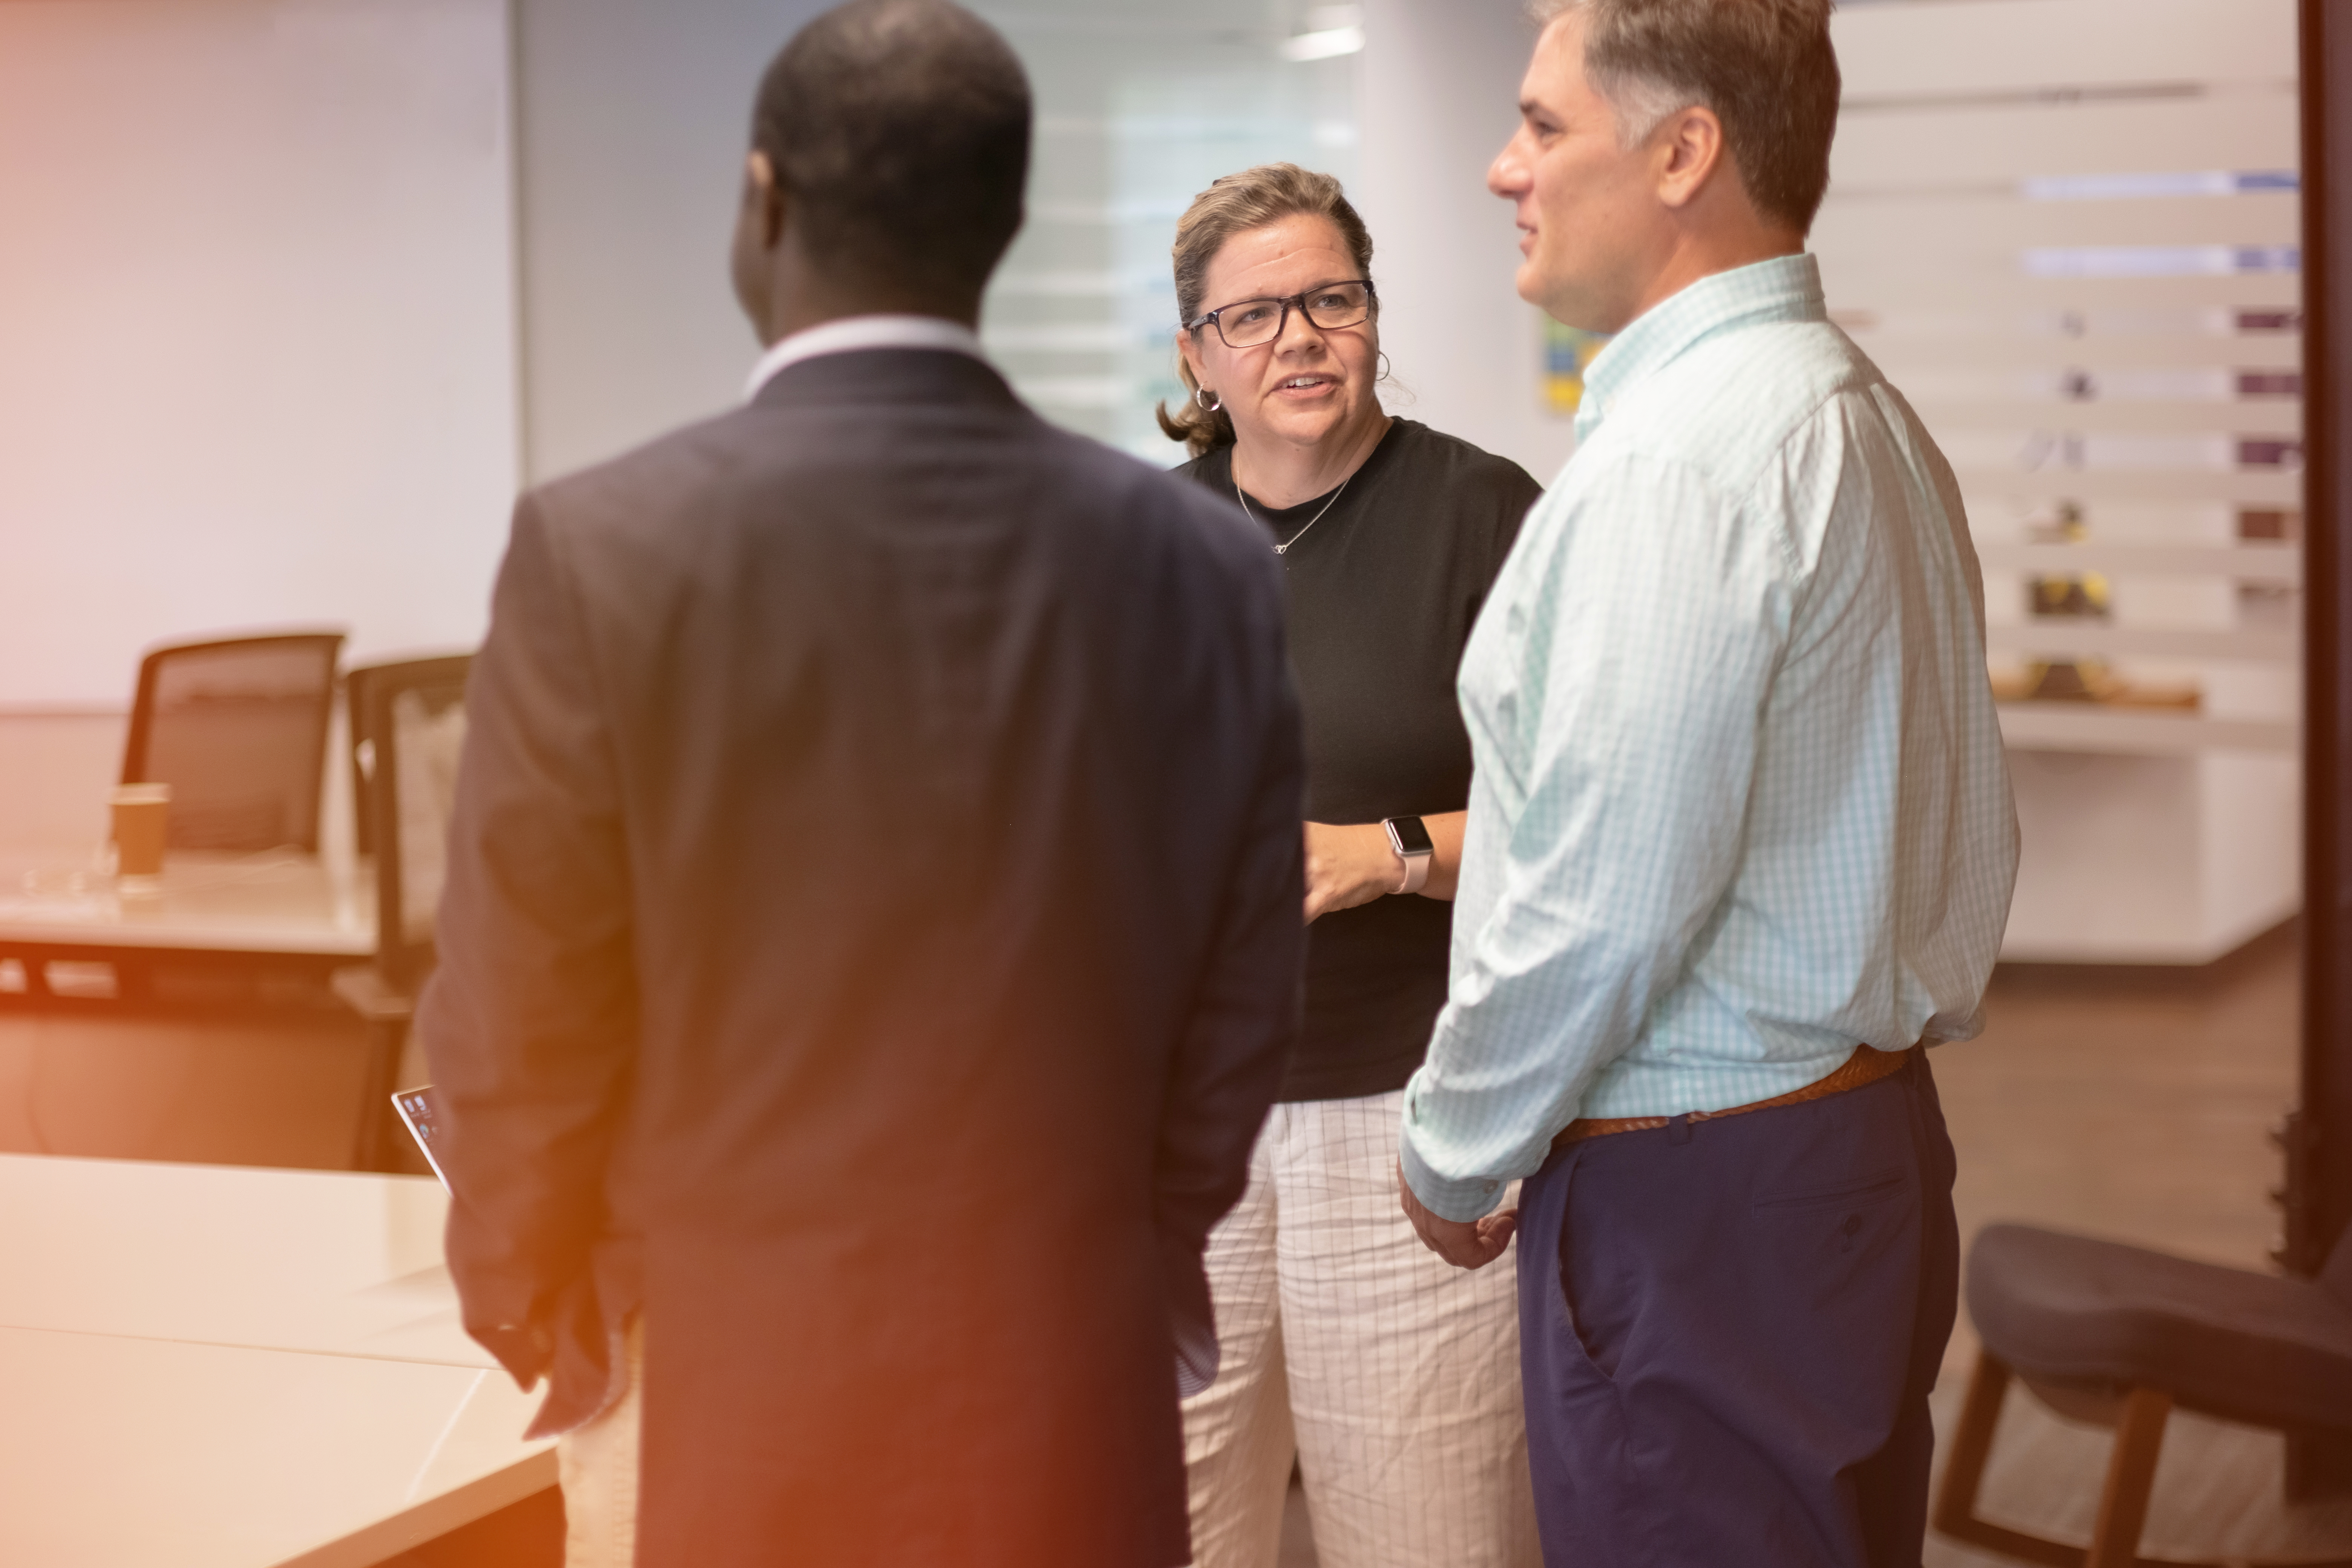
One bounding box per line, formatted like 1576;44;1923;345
1236;473;1352;555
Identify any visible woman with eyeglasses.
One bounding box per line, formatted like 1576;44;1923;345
1157;162;1544;1568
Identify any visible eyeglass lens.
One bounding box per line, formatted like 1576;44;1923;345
1214;283;1371;348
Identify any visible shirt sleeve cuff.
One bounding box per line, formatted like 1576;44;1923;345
1398;1121;1510;1224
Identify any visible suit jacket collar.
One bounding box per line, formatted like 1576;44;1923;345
743;314;985;401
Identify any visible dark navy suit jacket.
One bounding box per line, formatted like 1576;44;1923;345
418;348;1303;1566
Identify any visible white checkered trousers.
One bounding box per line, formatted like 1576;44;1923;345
1181;1089;1542;1568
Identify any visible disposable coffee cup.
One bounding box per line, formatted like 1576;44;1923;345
111;783;171;893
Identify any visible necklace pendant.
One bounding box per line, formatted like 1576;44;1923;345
1237;470;1351;557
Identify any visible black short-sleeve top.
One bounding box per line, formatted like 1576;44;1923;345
1176;418;1542;1102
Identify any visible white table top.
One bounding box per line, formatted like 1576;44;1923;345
1;1326;553;1568
0;850;374;957
0;1156;553;1567
0;1155;489;1368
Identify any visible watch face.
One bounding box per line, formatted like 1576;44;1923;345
1385;816;1434;856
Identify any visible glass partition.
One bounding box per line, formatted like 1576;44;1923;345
971;2;1362;464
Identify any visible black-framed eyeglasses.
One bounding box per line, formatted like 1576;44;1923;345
1185;279;1376;349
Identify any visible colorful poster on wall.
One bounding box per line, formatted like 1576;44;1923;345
1542;317;1609;415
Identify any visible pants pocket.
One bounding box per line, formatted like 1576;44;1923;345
1752;1166;1906;1213
1552;1153;1630;1382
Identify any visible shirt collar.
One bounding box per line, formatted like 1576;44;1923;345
744;314;987;402
1573;252;1827;444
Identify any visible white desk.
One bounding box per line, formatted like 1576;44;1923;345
0;855;393;1168
0;1155;554;1566
0;1155;484;1366
0;852;373;960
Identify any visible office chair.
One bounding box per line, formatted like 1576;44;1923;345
335;653;472;1170
121;632;346;854
1934;1221;2352;1568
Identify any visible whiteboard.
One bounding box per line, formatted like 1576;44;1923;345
0;0;518;709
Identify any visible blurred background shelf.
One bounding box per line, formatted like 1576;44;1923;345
1983;623;2298;660
1977;542;2301;581
1822;0;2304;965
1949;470;2302;503
1996;704;2297;755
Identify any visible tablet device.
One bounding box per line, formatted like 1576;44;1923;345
391;1085;450;1191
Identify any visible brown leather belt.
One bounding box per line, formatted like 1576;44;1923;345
1551;1043;1917;1153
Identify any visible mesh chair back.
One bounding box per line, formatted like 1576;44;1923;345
121;632;345;853
347;662;390;858
351;655;472;991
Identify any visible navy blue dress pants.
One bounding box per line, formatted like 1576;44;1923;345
1515;1052;1959;1568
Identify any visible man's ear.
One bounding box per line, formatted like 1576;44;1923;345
1653;104;1729;212
744;149;787;250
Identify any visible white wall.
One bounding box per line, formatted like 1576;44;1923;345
1357;0;1577;487
511;0;825;484
0;0;520;709
0;716;125;856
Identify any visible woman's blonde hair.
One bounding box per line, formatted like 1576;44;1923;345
1155;163;1377;459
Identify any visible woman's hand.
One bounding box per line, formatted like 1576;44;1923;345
1302;812;1468;922
1303;821;1404;923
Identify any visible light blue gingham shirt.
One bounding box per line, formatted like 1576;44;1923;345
1400;254;2018;1223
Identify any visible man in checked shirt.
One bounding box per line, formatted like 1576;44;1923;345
1396;3;2018;1565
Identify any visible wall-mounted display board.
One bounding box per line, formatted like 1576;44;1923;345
1822;0;2304;962
0;0;519;711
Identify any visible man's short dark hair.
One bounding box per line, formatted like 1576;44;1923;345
1532;0;1840;235
753;0;1031;299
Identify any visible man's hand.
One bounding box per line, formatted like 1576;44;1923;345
1398;1160;1516;1270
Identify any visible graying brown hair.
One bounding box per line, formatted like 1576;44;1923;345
1526;0;1840;234
1154;163;1377;459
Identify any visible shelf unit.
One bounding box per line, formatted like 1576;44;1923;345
1978;542;2300;582
1825;0;2304;962
1982;623;2298;661
1994;706;2297;755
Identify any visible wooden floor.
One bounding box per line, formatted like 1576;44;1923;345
1927;928;2352;1565
1283;928;2352;1566
1939;926;2302;1373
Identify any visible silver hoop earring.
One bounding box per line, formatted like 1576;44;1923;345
1377;352;1393;382
1196;387;1222;412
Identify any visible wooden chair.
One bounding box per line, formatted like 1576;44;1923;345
1934;1222;2352;1568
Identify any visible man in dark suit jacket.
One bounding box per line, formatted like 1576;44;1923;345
416;4;1303;1562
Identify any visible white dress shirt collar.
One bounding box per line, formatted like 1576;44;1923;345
1574;253;1824;443
744;314;986;402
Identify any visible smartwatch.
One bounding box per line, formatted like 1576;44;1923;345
1382;815;1434;895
